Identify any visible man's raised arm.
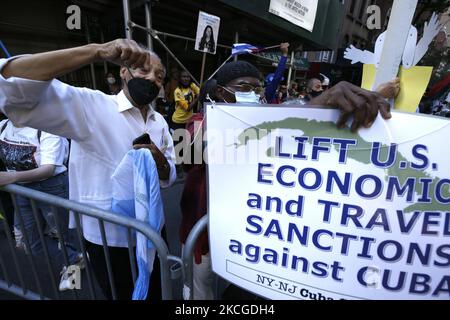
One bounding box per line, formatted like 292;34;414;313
2;39;150;81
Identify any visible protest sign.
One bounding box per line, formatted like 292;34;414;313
269;0;318;32
206;104;450;300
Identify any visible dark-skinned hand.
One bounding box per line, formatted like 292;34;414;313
308;81;392;132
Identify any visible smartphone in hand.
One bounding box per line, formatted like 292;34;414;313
133;133;152;145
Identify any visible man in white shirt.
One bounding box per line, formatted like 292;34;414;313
0;39;177;299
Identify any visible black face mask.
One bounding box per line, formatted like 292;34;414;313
127;77;160;106
310;90;323;98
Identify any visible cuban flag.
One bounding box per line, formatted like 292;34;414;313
231;43;262;56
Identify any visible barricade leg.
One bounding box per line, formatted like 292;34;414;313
182;215;214;300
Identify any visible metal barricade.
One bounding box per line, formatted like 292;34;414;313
0;184;178;300
181;214;213;300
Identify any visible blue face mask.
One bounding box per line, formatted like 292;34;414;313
221;86;262;104
234;91;261;104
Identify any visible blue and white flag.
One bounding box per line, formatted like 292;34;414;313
231;43;261;56
111;149;165;300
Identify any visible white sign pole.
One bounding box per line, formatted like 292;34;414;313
372;0;418;91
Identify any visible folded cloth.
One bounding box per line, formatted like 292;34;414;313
111;148;165;300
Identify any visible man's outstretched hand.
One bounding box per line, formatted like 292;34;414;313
97;39;152;70
2;38;153;81
308;81;392;133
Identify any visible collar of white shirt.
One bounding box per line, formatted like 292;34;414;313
116;90;156;121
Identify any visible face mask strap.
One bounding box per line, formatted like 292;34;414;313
216;85;232;104
127;67;135;79
219;85;235;95
218;85;262;104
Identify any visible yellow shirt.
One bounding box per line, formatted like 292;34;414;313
172;83;200;124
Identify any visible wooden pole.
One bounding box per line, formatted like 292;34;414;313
208;54;233;81
130;21;200;86
200;52;207;86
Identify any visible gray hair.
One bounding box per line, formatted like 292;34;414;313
307;78;321;90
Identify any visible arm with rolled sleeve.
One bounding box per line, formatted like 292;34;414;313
0;40;147;141
0;40;161;138
0;57;94;141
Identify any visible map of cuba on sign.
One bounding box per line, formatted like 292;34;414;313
206;104;450;300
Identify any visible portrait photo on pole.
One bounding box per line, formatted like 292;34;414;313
195;11;220;55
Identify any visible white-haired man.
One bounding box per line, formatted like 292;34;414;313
0;39;177;299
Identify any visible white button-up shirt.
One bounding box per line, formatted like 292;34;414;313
0;57;176;246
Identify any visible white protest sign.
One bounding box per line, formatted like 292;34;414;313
206;104;450;300
269;0;318;32
195;11;220;55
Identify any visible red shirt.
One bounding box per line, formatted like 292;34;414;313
179;113;209;264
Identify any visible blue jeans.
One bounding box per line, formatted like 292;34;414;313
14;172;79;265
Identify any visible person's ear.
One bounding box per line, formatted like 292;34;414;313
119;67;128;82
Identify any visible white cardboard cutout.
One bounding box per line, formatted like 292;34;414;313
402;26;418;69
344;12;442;69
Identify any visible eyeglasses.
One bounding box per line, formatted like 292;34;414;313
227;84;265;95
